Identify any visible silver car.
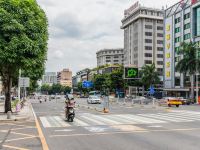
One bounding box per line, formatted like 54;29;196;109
87;96;101;104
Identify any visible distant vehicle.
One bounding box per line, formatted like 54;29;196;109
55;95;61;99
87;95;101;104
158;97;182;107
50;95;55;99
178;97;194;105
89;91;101;96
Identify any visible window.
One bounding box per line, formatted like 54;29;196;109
146;19;152;22
114;56;119;58
157;20;163;24
114;60;119;62
184;33;190;40
196;7;200;36
175;17;181;24
157;26;163;30
145;32;152;36
157;68;163;72
106;60;111;62
175;37;181;43
106;56;111;59
157;54;163;58
145;25;152;29
184;23;190;30
145;39;152;43
175;27;180;33
184;13;190;20
157;33;163;37
157;61;163;65
157;47;163;51
145;46;152;50
134;54;138;58
145;60;152;64
175;47;180;53
175;77;180;86
157;40;163;44
145;53;152;57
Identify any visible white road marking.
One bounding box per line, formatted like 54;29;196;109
40;117;51;128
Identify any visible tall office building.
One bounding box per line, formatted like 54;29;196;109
57;69;72;87
121;2;164;78
42;72;57;86
164;0;200;96
96;48;124;67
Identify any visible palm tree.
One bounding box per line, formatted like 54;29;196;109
175;42;200;99
140;64;160;92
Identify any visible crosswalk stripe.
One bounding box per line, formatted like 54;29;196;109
139;114;192;122
48;116;61;127
127;114;166;124
54;116;70;127
40;117;51;128
106;115;136;124
80;116;106;125
74;118;89;126
89;115;121;125
166;113;200;120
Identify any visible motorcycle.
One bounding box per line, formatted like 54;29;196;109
66;107;75;122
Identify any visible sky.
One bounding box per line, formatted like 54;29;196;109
36;0;178;75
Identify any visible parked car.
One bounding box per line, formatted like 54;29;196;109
178;97;195;105
50;95;55;99
158;97;182;107
87;95;101;104
55;95;61;99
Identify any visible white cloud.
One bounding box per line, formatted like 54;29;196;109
36;0;179;75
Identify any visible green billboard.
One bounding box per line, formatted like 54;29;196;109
124;67;138;79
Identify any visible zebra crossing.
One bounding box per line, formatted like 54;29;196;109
39;110;200;128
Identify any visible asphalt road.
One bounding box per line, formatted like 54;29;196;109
31;97;200;150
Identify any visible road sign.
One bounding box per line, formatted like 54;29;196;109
19;77;30;87
124;67;138;79
149;86;155;95
82;81;93;88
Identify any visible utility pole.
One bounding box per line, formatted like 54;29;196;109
18;69;21;101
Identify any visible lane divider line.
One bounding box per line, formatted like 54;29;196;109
30;103;49;150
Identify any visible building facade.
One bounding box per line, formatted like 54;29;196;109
121;2;164;78
57;69;72;87
42;72;57;86
96;48;124;67
164;0;200;96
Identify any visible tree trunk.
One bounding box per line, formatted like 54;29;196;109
190;75;194;99
4;76;12;113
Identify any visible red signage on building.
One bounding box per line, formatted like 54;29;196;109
191;0;197;5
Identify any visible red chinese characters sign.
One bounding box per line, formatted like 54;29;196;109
191;0;197;5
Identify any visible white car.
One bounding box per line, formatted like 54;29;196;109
0;95;5;100
87;96;101;104
55;95;61;99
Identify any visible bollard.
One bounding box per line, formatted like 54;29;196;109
7;111;11;119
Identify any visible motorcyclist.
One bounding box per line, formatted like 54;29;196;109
65;94;75;118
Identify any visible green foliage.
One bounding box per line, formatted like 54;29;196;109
140;64;160;89
176;42;200;75
0;0;48;112
41;84;71;95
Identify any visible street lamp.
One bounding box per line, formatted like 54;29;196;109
195;42;200;104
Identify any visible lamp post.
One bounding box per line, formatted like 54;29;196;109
196;42;200;104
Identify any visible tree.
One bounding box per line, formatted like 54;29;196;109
63;86;71;94
93;74;110;92
175;42;200;99
140;64;160;90
0;0;48;112
110;67;125;92
50;84;63;94
41;84;51;94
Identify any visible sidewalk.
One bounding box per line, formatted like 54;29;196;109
0;100;32;122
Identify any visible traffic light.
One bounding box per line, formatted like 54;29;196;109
124;67;138;79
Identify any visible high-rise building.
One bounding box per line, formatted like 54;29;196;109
96;48;124;67
121;2;164;78
57;69;72;87
42;72;57;86
164;0;200;97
